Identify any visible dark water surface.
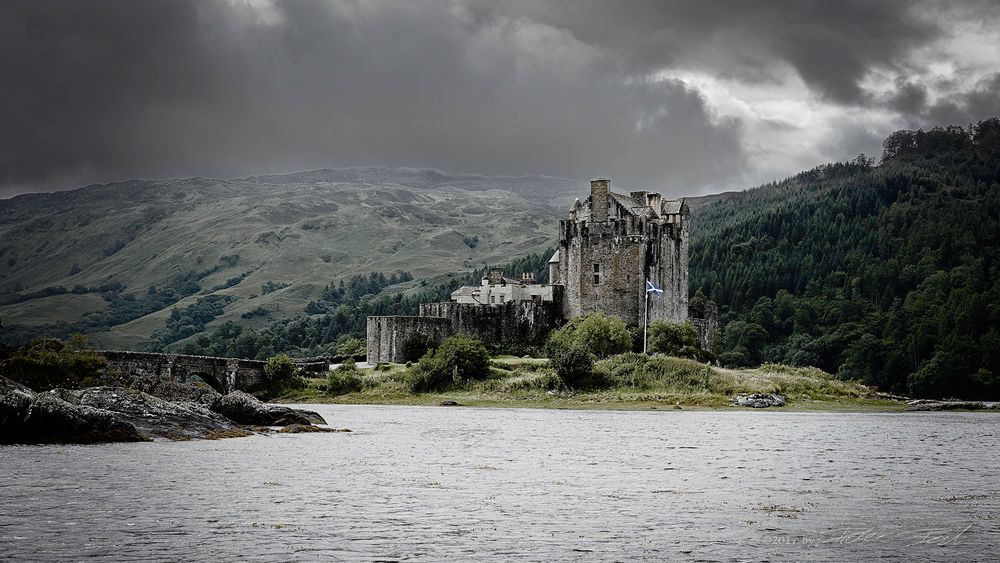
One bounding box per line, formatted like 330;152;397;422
1;406;998;561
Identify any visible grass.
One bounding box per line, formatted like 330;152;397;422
273;354;904;412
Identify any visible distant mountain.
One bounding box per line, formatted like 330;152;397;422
0;168;586;348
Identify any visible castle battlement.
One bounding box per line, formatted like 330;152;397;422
550;178;689;327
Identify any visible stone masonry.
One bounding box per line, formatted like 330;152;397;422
99;351;267;394
550;178;689;327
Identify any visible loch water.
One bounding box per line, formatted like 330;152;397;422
1;405;999;561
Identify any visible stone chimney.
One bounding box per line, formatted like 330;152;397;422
645;192;662;215
591;178;610;223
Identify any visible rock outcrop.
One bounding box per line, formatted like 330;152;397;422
1;377;330;444
73;386;250;441
733;393;786;408
1;377;146;444
905;399;1000;411
279;424;349;434
212;391;326;426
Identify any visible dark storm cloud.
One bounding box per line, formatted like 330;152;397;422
0;0;997;198
924;73;1000;127
0;0;747;198
471;0;941;104
888;80;930;115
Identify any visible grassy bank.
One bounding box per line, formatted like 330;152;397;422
274;355;904;411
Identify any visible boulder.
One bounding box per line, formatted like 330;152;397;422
905;399;1000;411
278;424;348;434
138;379;223;409
72;386;250;441
1;377;146;444
211;391;313;426
292;408;327;425
733;393;786;408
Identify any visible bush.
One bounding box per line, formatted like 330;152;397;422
255;353;304;398
436;336;490;381
0;335;108;391
547;313;632;358
264;353;299;381
327;360;364;395
404;335;490;392
647;321;714;362
550;344;596;388
404;354;452;393
595;352;649;388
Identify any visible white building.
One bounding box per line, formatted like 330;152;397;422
450;270;556;305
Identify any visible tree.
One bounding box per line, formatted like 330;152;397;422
547;313;632;358
264;353;299;383
550;344;594;388
647;321;709;362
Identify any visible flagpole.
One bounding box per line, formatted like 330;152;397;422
643;283;649;354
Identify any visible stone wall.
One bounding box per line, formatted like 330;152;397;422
366;316;454;364
99;351;267;393
418;296;562;347
688;306;720;352
366;289;565;364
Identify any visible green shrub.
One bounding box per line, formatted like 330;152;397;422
0;335;108;391
405;353;451;393
264;353;299;381
550;344;596;388
547;313;632;358
404;335;490;392
327;361;364;395
255;353;304;398
647;321;713;362
640;356;710;389
596;352;650;388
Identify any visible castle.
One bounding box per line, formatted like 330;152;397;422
551;178;689;327
366;178;691;363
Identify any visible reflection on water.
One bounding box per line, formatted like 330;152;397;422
1;406;998;561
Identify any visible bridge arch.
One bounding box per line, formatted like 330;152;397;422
179;371;226;394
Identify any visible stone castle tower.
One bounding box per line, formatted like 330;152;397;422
548;178;689;327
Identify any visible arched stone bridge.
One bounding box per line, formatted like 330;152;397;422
97;351;353;394
98;351;270;394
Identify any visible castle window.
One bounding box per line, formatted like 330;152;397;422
593;263;600;285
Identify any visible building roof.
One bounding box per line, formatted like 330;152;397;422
610;192;658;219
451;286;480;297
662;199;686;215
548;250;560;263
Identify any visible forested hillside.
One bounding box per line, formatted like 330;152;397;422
690;119;1000;399
168;250;553;359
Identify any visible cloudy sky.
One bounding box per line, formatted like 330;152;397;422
2;0;999;199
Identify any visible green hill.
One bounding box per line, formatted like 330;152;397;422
0;168;585;349
690;118;1000;399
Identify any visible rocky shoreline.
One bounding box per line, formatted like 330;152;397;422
905;399;1000;411
1;376;337;444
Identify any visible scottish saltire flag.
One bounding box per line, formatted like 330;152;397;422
646;280;663;295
